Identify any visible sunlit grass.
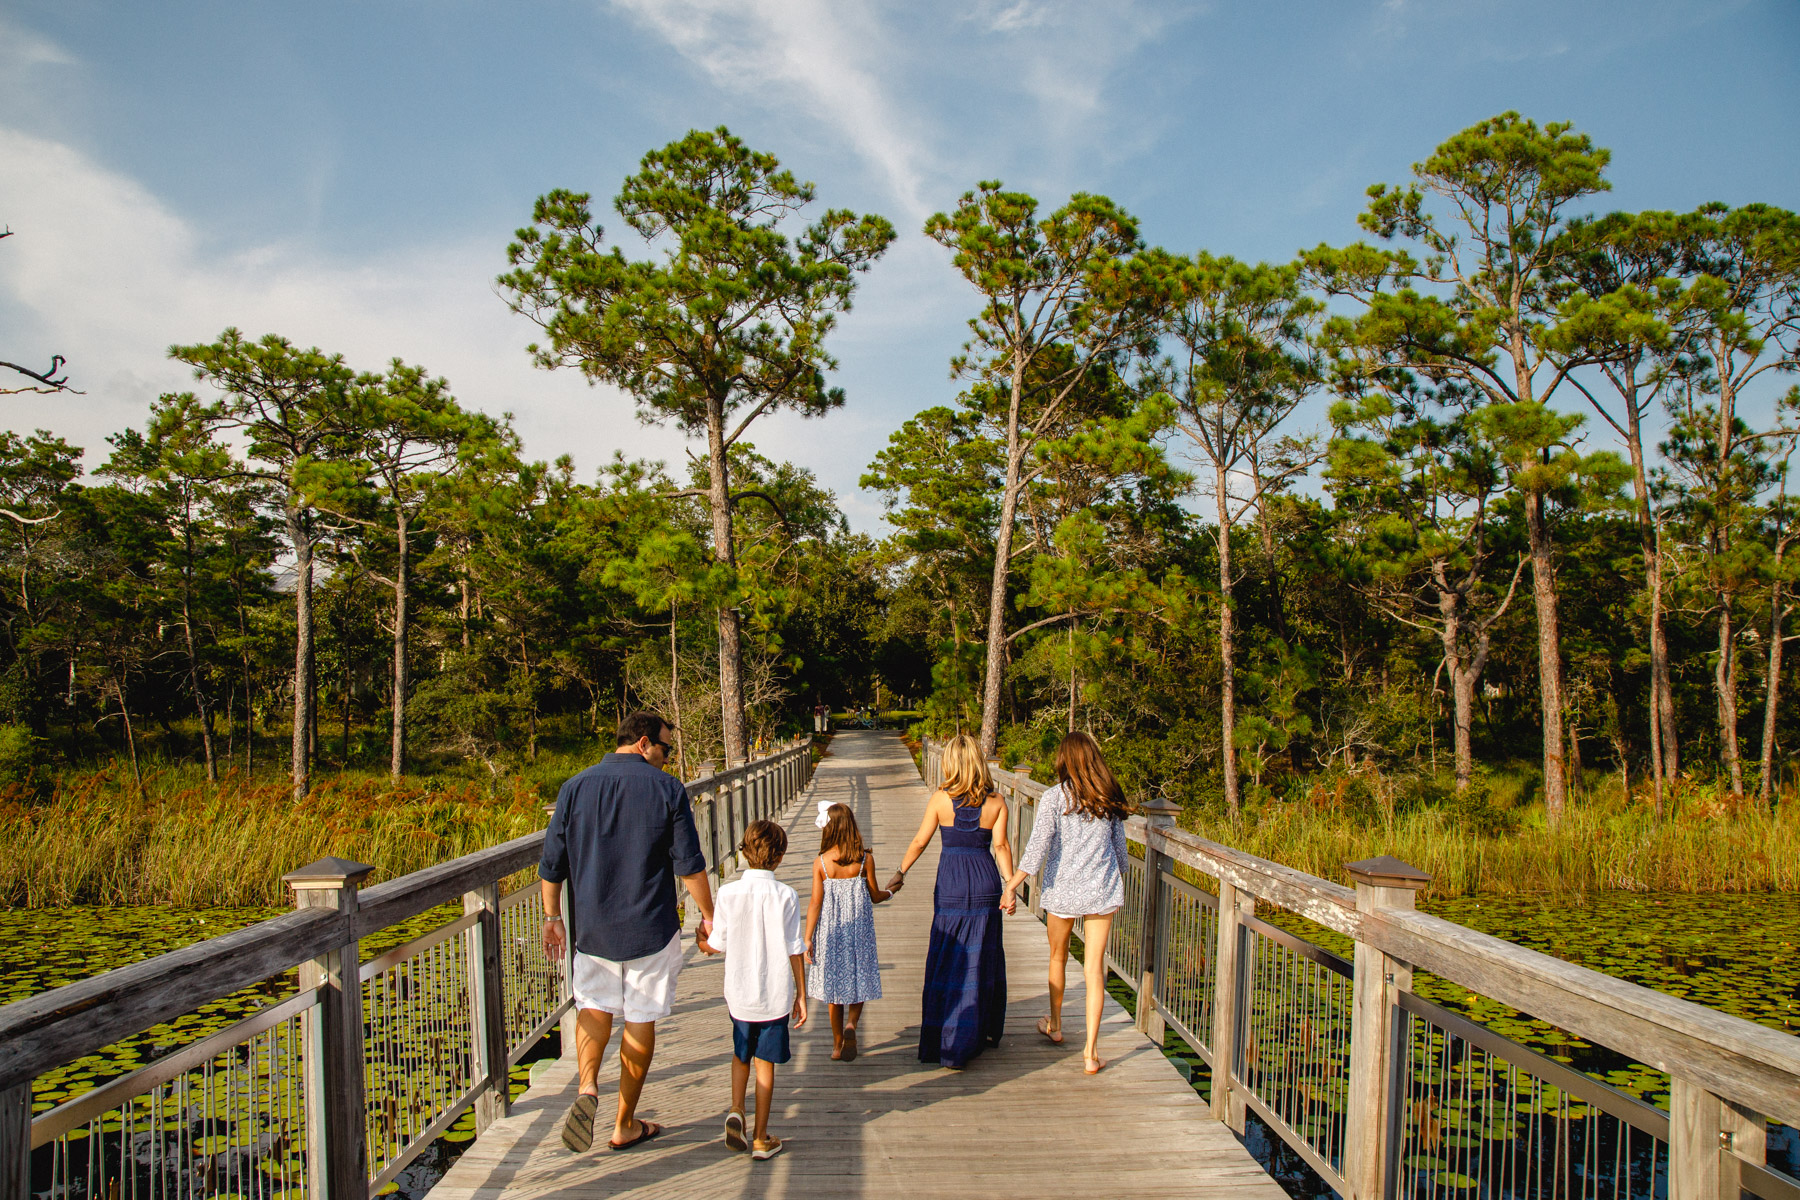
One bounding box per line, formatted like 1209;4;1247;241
0;765;558;907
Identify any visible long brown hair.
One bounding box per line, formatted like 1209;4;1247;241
940;734;993;807
1054;731;1128;820
818;803;865;863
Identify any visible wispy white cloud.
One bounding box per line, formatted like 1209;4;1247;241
0;17;75;70
608;0;934;222
0;125;691;480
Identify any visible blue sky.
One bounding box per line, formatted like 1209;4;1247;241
2;0;1796;529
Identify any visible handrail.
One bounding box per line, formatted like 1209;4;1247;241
2;734;819;1200
921;736;1800;1200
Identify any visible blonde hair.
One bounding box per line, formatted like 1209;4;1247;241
818;803;865;863
940;734;993;808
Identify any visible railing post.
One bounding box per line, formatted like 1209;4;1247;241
463;882;509;1133
285;856;374;1200
1;1080;26;1200
1344;855;1430;1200
1134;796;1181;1042
1670;1080;1764;1199
1209;877;1252;1133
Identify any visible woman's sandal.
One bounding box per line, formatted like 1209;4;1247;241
1037;1016;1064;1044
1083;1056;1107;1075
609;1119;665;1151
842;1028;858;1062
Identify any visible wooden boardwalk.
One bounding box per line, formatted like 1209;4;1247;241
426;730;1285;1199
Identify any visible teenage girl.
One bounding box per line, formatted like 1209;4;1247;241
804;803;893;1061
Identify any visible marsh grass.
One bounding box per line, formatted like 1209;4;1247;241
0;765;555;907
1181;770;1800;897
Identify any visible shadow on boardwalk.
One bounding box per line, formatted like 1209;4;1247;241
425;730;1283;1199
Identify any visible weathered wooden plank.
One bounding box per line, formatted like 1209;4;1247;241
0;906;344;1091
1154;824;1365;939
354;832;545;935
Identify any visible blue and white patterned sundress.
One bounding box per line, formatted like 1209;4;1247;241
806;856;883;1005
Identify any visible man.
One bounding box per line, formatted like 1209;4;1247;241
540;711;716;1153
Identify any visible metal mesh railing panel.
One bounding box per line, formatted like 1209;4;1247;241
360;920;479;1183
35;998;311;1200
498;888;566;1060
1151;871;1217;1060
1237;916;1354;1188
1394;995;1671;1200
1105;853;1146;989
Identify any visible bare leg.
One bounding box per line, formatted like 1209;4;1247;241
730;1055;750;1113
752;1058;775;1142
1081;913;1116;1069
611;1019;656;1143
1045;914;1075;1037
829;1003;845;1058
845;1001;864;1032
576;1008;614;1096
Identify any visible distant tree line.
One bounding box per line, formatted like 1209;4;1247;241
3;115;1797;826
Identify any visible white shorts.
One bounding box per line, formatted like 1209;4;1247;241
572;932;684;1024
1049;905;1122;922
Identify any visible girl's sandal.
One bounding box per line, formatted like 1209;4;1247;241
1083;1056;1107;1075
842;1028;858;1062
1036;1016;1064;1044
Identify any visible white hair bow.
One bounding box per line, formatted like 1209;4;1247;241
815;799;834;829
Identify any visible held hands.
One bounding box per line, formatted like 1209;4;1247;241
999;887;1018;916
696;917;718;956
885;872;906;894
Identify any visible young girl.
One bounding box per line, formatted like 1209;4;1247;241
804;803;893;1062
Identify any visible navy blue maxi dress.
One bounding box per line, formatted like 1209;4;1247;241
918;799;1007;1066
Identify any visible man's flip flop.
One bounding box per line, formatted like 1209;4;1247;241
724;1110;747;1153
610;1119;665;1151
1037;1016;1064;1044
560;1093;598;1153
841;1028;858;1063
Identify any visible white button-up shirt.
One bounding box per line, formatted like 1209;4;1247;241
712;868;806;1022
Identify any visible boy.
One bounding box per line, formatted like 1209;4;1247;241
710;818;808;1160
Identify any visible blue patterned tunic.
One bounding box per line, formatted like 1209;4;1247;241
1017;783;1128;917
806;859;883;1005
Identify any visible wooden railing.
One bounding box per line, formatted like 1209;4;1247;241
0;737;816;1200
921;738;1800;1200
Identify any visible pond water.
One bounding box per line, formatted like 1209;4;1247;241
4;892;1797;1198
0;904;558;1200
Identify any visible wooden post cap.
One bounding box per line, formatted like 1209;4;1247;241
282;856;375;890
1344;855;1431;889
1137;795;1183;818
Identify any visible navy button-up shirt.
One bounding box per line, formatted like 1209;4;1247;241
538;752;708;962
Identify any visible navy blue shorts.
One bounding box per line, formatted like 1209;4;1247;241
732;1015;791;1065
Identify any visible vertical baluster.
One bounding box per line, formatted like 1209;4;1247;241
1343;855;1428;1200
283;856;373;1200
1210;878;1252;1133
465;882;509;1132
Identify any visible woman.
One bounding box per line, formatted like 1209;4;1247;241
888;734;1015;1068
1000;731;1131;1075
